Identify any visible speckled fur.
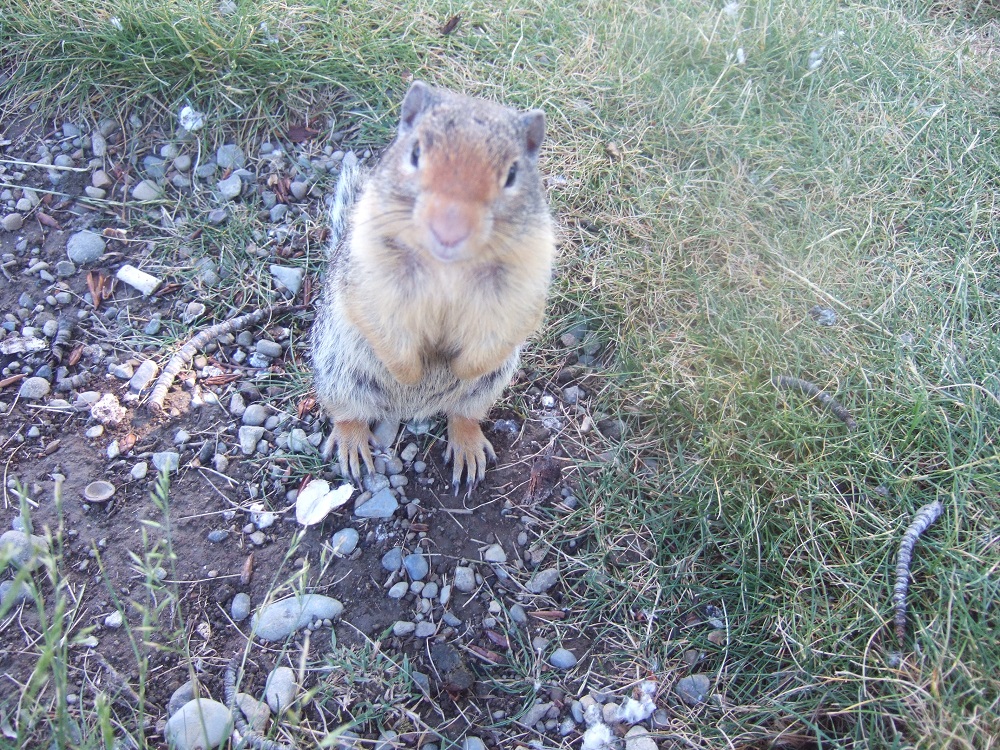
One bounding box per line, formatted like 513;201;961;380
311;81;555;484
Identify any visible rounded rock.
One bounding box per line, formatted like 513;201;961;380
392;620;416;637
387;581;409;599
18;376;51;400
66;230;106;265
454;565;476;593
548;648;578;670
251;594;343;641
1;213;23;232
164;698;232;750
264;666;297;713
381;547;403;572
330;528;360;557
231;592;251;621
675;674;712;706
131;179;162;202
0;530;47;571
403;552;429;581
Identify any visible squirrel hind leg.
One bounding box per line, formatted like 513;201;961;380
443;415;497;495
322;419;376;482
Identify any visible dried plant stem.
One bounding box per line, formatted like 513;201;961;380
224;654;295;750
147;306;302;413
893;500;944;647
772;375;858;430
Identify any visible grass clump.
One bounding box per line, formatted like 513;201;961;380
2;0;998;747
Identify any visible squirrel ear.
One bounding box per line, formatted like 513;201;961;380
400;81;431;132
521;110;546;160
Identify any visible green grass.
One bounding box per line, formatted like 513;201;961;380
3;0;999;747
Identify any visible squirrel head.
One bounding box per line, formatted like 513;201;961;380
377;81;549;264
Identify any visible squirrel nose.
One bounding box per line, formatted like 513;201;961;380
429;203;474;248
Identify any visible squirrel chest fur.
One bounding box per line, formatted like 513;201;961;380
311;81;555;489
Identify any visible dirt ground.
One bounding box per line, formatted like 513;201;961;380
0;110;615;747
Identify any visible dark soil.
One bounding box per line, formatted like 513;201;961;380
0;109;606;747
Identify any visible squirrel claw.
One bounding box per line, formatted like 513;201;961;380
444;416;496;494
325;420;376;482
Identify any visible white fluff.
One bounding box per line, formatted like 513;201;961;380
581;723;614;750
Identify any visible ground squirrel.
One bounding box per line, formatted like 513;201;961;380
311;81;556;491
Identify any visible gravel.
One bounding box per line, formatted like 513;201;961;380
1;214;23;232
381;547;403;572
131;179;162;201
65;230;107;264
0;530;47;570
624;727;658;750
241;403;269;426
526;567;559;594
151;451;180;473
238;426;265;454
218;174;242;200
129;359;159;392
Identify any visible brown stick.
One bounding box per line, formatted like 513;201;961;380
147;306;302;413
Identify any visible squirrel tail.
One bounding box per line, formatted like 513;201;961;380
325;151;364;257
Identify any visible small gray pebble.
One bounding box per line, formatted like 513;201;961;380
387;581;409;599
66;230;105;265
207;530;229;543
393;620;416;637
329;528;360;556
454;566;475;593
675;674;712;706
242;403;269;426
548;648;578;670
414;621;436;638
403;552;429;581
381;547;403;572
231;592;251;622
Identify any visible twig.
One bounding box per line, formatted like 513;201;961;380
224;654;295;750
91;652;141;707
893;500;944;647
147;306;302;413
772;375;857;430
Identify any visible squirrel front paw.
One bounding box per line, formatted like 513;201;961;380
443;415;496;494
321;419;376;481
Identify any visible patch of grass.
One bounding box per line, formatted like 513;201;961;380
3;0;998;747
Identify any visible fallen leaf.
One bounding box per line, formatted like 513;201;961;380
466;644;504;665
67;345;83;367
36;211;61;229
297;395;316;419
286;124;319;143
0;374;26;389
484;630;510;649
441;13;461;35
241;554;254;586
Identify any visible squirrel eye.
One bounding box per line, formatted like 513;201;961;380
504;162;518;188
410;142;421;168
